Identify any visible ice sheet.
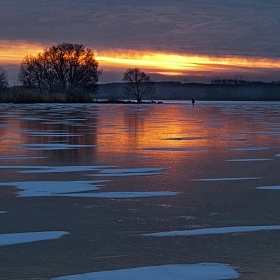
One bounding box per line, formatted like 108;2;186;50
143;147;207;151
52;263;239;280
19;143;96;150
257;186;280;190
92;167;166;177
229;147;271;151
226;158;272;162
15;129;82;137
20;165;114;173
0;181;104;197
0;231;69;246
194;177;263;182
64;191;179;198
0;181;178;198
0;165;114;173
0;156;46;160
143;225;280;237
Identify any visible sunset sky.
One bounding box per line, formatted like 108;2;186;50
1;0;280;85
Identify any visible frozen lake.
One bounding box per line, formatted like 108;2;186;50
0;101;280;279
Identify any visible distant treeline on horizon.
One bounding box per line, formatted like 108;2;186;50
98;81;280;101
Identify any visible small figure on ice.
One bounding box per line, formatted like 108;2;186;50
192;98;195;106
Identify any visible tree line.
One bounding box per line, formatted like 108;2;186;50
0;42;155;103
211;78;280;85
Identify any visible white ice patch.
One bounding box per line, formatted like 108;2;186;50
0;165;49;170
0;211;7;214
15;130;82;137
0;181;105;197
20;165;114;174
143;225;280;237
0;231;69;246
19;143;96;151
0;165;114;173
64;191;179;199
0;181;177;198
257;186;280;190
52;263;239;280
91;167;166;177
194;177;263;182
143;147;207;151
0;156;46;160
226;158;272;162
229;147;271;151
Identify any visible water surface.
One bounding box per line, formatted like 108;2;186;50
0;102;280;279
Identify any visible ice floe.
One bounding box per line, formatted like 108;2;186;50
257;186;280;190
0;165;114;173
52;263;239;280
0;180;178;198
19;143;96;150
64;191;179;199
14;129;82;137
19;165;114;174
0;231;69;246
0;181;104;197
229;147;271;151
143;225;280;237
143;147;207;151
91;167;166;177
226;158;272;162
0;211;7;214
0;156;46;160
194;177;263;182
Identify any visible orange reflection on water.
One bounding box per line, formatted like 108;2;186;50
0;104;278;169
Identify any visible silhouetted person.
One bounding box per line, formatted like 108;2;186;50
192;98;195;106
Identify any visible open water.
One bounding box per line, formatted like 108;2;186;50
0;101;280;279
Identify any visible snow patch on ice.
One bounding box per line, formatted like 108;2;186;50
226;158;272;162
0;181;105;197
143;147;207;151
0;231;69;246
19;143;96;150
229;147;271;151
0;165;114;173
257;186;280;190
0;156;46;160
143;225;280;237
194;177;263;182
65;191;179;199
20;165;114;174
92;167;166;177
0;180;177;198
15;129;82;137
52;263;239;280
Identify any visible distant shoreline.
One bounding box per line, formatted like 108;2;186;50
1;82;280;103
98;82;280;102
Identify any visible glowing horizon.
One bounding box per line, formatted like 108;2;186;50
1;40;280;80
95;50;280;77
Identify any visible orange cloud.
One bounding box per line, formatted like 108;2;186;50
0;40;44;64
1;41;280;79
95;50;280;77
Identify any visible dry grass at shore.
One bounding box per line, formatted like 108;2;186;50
0;87;94;103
